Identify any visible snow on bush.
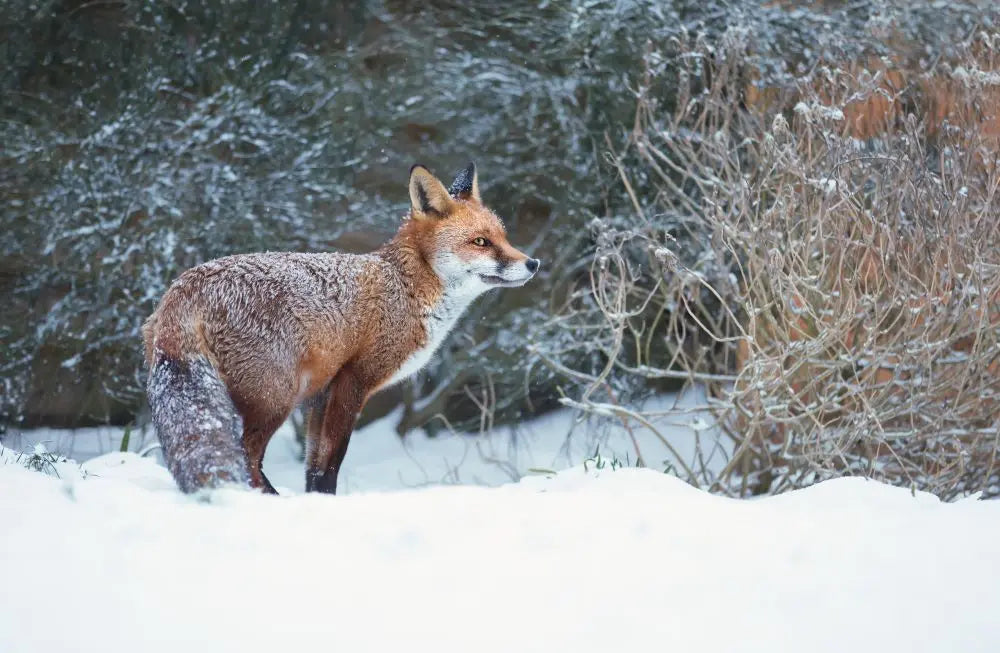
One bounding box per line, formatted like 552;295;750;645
540;25;1000;499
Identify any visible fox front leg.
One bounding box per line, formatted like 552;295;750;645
305;368;365;494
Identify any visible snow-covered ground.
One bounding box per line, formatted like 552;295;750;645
2;402;999;652
3;389;726;494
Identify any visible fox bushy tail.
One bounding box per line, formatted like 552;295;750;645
147;353;249;493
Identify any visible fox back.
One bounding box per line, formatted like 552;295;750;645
143;162;539;493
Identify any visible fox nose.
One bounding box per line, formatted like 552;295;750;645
525;258;540;274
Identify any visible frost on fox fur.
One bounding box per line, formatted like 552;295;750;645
147;354;249;493
143;162;539;494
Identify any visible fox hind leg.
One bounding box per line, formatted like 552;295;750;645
233;380;296;495
243;417;284;494
305;368;365;494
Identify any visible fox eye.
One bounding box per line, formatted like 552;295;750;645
472;237;490;247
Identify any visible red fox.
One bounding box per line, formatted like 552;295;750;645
143;163;539;494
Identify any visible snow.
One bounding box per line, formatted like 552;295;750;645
8;390;725;494
793;101;845;122
2;457;999;652
2;406;1000;652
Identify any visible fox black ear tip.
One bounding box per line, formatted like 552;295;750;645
409;163;429;176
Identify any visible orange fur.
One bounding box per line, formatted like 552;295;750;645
143;163;539;493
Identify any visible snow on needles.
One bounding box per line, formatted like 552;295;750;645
1;456;999;652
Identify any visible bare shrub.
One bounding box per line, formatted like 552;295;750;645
540;29;1000;500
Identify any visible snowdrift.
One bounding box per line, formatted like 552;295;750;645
2;451;998;653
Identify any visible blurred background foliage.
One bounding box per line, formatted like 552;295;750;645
0;0;992;434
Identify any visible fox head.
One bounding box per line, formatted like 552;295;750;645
405;162;540;295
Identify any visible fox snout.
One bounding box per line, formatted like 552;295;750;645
509;255;541;283
479;254;539;288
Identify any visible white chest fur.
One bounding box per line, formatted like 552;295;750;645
384;281;482;388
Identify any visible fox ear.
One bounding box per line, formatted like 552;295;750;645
448;161;481;202
409;165;455;218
